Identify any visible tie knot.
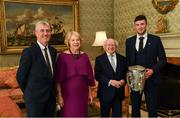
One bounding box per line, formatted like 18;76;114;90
139;37;144;41
44;47;47;51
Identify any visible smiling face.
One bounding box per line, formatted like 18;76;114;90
69;34;81;51
134;19;147;35
104;39;116;54
35;23;51;46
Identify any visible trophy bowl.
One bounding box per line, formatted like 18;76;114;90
126;65;146;94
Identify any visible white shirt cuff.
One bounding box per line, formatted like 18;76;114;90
108;80;111;87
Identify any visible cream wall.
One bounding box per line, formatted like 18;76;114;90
114;0;180;56
79;0;114;60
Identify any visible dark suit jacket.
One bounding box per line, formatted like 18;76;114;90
95;52;127;102
126;33;167;83
16;42;57;103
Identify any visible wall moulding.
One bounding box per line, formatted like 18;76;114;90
156;32;180;57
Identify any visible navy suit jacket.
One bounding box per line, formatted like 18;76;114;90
16;42;57;103
95;52;127;101
126;33;167;83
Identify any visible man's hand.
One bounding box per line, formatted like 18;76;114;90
110;80;121;88
57;95;64;107
145;68;154;79
119;79;125;86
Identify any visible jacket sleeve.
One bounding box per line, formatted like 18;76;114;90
16;48;32;92
152;37;167;74
125;38;131;67
94;57;110;86
120;56;128;83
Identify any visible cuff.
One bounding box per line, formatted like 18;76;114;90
108;80;111;87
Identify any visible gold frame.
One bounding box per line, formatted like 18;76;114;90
0;0;79;54
152;0;179;14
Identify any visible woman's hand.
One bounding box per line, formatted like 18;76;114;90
88;94;93;104
56;84;64;107
88;87;93;104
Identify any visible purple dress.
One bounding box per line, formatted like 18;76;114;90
55;52;95;117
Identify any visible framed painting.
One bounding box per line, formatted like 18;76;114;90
0;0;79;54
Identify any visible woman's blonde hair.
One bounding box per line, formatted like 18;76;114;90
64;31;82;47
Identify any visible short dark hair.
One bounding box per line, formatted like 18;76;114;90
134;15;147;23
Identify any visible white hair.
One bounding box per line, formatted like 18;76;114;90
103;38;119;49
35;20;50;31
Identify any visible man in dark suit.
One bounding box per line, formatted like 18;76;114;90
95;38;127;117
126;15;167;117
16;21;57;117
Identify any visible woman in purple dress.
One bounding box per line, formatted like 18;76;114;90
55;31;95;117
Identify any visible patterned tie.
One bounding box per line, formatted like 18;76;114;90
110;54;116;71
44;47;52;78
139;37;144;52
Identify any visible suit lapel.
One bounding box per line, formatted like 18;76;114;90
103;53;115;73
34;43;48;68
145;34;153;61
48;46;56;70
116;53;120;72
130;36;137;64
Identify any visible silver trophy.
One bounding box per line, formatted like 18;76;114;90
126;65;146;94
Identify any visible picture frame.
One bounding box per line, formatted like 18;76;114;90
0;0;79;54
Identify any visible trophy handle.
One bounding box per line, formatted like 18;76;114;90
139;71;146;94
126;72;132;93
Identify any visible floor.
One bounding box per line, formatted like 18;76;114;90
128;105;180;118
20;103;180;117
128;105;148;117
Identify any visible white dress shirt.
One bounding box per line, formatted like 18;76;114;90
37;41;54;75
135;32;148;51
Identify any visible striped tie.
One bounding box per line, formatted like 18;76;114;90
44;47;52;78
110;54;116;71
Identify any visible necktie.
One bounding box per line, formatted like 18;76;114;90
44;47;52;78
110;54;116;71
139;37;144;52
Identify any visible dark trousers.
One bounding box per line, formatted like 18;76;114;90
100;95;122;117
25;95;56;117
131;82;158;117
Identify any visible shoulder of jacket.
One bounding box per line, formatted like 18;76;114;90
117;53;126;60
148;33;160;39
49;45;57;52
127;35;136;39
126;35;136;42
96;53;105;60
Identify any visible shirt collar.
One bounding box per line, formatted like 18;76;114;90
137;32;147;39
106;52;116;56
37;41;48;50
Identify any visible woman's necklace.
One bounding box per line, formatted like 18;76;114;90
69;49;80;59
